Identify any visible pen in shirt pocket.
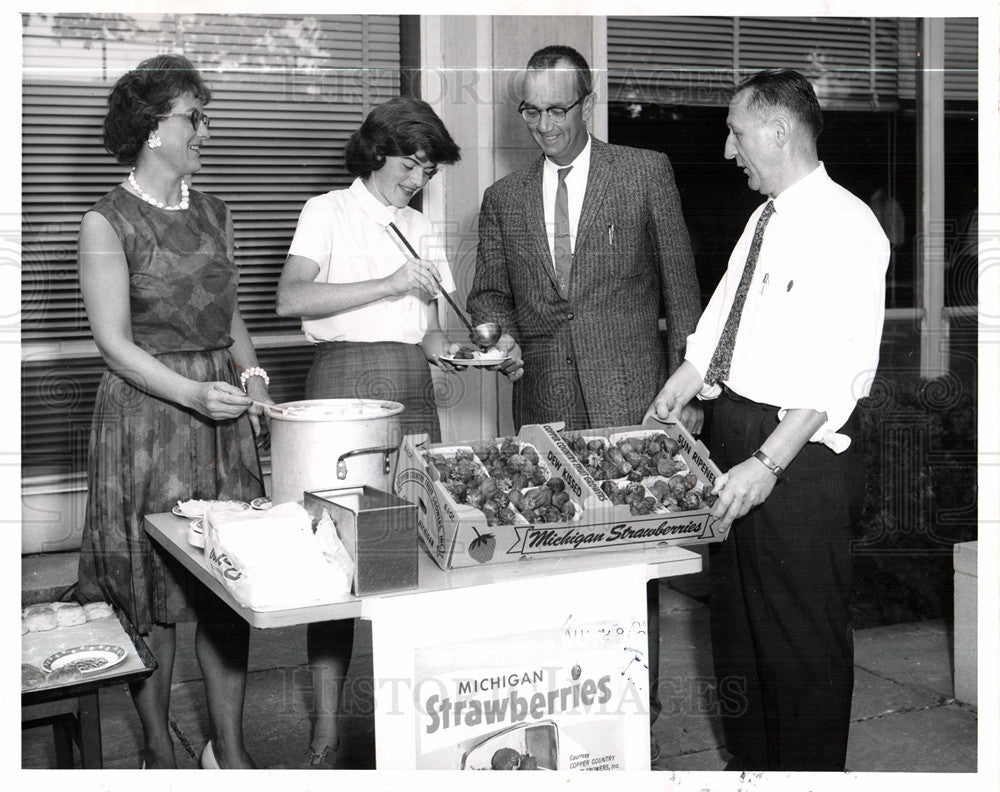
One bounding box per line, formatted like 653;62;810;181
608;223;614;247
760;272;769;295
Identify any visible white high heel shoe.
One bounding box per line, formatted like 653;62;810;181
200;741;221;769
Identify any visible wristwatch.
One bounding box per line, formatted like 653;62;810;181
752;449;785;481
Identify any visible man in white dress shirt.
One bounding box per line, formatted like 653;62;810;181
648;69;889;771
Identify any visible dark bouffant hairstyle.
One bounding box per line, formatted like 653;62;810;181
345;96;461;178
102;54;211;166
526;45;593;98
735;69;824;142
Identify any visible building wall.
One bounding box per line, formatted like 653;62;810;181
427;15;604;444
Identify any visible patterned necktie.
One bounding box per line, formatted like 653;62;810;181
705;200;776;385
553;166;573;299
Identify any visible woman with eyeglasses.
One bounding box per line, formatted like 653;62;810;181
275;96;461;768
76;54;269;769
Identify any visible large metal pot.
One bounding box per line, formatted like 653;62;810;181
265;399;405;505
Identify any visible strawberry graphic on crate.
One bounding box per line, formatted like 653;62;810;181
468;527;496;564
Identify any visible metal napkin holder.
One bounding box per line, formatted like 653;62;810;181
303;486;418;596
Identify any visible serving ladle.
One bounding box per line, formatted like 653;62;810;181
387;223;501;350
469;320;502;350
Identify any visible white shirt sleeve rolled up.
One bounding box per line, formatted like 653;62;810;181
685;164;890;452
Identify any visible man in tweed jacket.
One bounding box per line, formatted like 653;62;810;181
467;45;701;431
467;45;701;766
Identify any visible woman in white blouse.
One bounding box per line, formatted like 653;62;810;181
276;96;461;768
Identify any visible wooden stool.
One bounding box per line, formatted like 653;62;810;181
22;610;156;769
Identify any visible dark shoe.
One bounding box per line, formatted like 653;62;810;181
297;742;342;770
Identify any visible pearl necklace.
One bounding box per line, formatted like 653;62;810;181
128;169;189;211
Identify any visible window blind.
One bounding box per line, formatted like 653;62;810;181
609;16;975;110
896;18;978;104
607;16;737;106
21;13;401;476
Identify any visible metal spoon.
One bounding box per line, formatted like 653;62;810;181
387;223;502;350
254;399;290;417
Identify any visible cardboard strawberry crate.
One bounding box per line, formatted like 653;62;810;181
394;430;590;569
394;419;729;570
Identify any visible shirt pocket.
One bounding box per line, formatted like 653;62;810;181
744;263;796;339
755;269;795;307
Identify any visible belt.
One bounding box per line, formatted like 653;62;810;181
315;340;416;349
721;384;780;413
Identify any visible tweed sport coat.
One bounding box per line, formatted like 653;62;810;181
468;137;701;430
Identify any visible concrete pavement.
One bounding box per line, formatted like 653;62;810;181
21;578;977;773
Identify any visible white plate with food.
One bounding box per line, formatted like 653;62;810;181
187;518;206;548
250;497;272;511
440;349;511;368
42;644;127;674
172;499;251;519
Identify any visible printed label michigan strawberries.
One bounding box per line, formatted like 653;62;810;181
508;518;709;554
424;675;613;733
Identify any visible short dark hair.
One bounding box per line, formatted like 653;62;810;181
526;45;592;98
735;69;824;141
103;54;211;166
345;96;461;178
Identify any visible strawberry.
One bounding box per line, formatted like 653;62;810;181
468;526;496;564
491;747;520;770
517;754;538;770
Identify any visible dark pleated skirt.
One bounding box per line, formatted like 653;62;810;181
305;341;442;443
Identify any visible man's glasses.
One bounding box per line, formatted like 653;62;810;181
160;109;211;131
517;96;586;124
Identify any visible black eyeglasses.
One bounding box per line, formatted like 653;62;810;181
159;109;211;131
517;96;586;124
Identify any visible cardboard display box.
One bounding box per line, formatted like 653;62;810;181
394;420;728;570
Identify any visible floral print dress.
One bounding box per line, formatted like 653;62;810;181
77;186;263;632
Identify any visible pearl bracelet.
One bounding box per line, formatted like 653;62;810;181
239;366;270;391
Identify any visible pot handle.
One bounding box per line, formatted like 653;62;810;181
336;444;399;480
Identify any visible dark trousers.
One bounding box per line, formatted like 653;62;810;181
647;579;661;724
708;388;861;771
